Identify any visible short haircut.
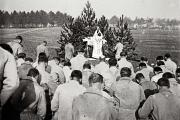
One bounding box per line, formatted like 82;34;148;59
0;43;13;54
156;56;164;61
176;68;180;74
157;77;170;88
140;57;148;62
108;58;117;66
120;67;131;77
157;61;165;66
164;53;171;58
38;56;48;63
139;62;146;67
38;52;47;58
17;53;26;59
162;72;175;79
43;41;47;44
83;63;91;69
153;67;162;73
89;73;103;84
27;68;39;77
135;73;145;80
25;57;33;62
120;52;127;57
64;61;71;66
16;35;23;42
71;70;82;80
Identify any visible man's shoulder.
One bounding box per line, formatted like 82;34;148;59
0;48;8;61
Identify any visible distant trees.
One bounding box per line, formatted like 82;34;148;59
0;10;72;28
109;16;180;29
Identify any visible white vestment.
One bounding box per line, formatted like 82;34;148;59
83;30;106;59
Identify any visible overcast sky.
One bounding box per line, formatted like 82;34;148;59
0;0;180;19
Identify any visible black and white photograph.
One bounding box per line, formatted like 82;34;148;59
0;0;180;120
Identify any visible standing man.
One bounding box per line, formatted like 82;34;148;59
65;42;74;61
8;35;23;58
164;53;177;74
36;41;49;59
115;41;123;60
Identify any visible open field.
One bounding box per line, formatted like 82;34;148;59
0;27;180;66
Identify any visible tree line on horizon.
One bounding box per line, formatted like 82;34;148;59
0;10;180;28
0;10;72;28
109;15;180;29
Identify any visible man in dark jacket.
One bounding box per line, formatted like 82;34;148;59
2;61;35;120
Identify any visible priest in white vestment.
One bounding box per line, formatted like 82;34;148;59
83;28;106;59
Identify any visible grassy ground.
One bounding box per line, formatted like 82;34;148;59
0;27;180;66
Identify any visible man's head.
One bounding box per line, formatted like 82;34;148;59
89;73;103;89
139;62;147;70
162;72;175;79
156;56;164;62
156;61;165;67
53;57;60;65
164;53;171;61
70;70;82;84
83;63;91;70
108;58;117;67
153;67;162;75
38;55;48;68
25;57;33;64
157;77;170;89
17;53;26;59
42;41;47;46
16;35;23;44
27;68;41;84
64;61;71;67
38;52;47;58
120;52;127;58
135;73;145;84
140;56;148;63
77;48;85;55
120;67;131;77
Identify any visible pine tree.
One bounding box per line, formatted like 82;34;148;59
58;1;97;57
98;15;117;58
114;15;137;60
58;2;137;60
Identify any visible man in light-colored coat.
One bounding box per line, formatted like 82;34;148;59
72;73;119;120
65;42;74;61
51;70;86;120
0;47;19;106
111;67;145;120
0;47;19;119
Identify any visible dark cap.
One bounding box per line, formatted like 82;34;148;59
16;35;23;41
